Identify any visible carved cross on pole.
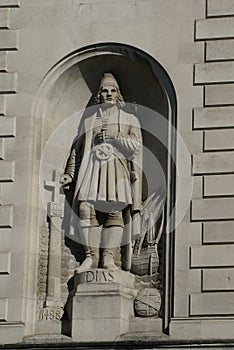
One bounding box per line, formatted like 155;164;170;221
42;169;65;322
44;170;64;218
44;170;63;203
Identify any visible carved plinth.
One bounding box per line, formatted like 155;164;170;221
70;269;137;342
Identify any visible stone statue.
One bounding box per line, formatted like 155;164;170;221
61;73;142;273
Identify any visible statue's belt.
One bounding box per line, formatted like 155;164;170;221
92;143;114;160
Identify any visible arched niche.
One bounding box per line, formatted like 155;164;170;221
33;43;177;334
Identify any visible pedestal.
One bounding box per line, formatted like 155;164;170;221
71;269;137;342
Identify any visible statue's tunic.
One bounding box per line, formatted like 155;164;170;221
77;107;137;209
65;106;142;225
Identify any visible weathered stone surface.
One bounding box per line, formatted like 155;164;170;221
193;107;234;129
203;221;234;243
0;116;16;137
204;174;234;196
195;62;234;84
203;268;234;291
0;139;4;159
72;270;137;341
0;52;7;71
196;18;234;40
0;205;13;228
0;8;9;28
192;198;234;220
191;245;234;267
207;0;234;17
206;40;234;61
0;160;15;181
0;30;18;50
193;152;234;174
205;84;234;106
0;72;17;93
0;96;6;115
205;129;234;151
0;252;10;273
190;292;234;315
0;0;19;7
0;298;7;320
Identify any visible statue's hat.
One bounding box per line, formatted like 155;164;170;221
100;73;119;89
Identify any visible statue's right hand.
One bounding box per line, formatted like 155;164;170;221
60;174;73;187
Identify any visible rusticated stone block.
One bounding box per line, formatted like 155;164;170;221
0;52;7;71
195;62;234;84
190;292;234;315
207;0;234;17
0;160;15;181
0;298;7;320
193;107;234;129
205;84;234;106
193;152;234;174
0;8;9;28
0;139;4;159
0;252;10;273
0;30;18;50
196;18;234;40
0;116;16;137
0;205;13;227
205;129;234;151
0;0;19;7
203;268;234;291
191;245;234;267
0;73;17;93
203;221;234;243
204;174;234;196
206;40;234;61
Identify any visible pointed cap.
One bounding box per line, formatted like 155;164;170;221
100;73;119;89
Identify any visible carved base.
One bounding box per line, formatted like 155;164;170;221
70;269;137;342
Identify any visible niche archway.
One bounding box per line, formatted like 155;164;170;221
33;43;177;334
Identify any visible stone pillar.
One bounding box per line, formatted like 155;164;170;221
70;269;137;342
37;171;64;334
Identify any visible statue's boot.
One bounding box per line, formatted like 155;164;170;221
101;226;123;270
76;227;100;273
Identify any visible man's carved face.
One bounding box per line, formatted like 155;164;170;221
100;86;119;105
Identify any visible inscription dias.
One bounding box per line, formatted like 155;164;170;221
84;269;115;283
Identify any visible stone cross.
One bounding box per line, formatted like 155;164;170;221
44;170;64;218
44;170;63;203
41;169;64;328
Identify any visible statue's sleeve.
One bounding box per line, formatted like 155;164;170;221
64;127;85;180
115;116;142;159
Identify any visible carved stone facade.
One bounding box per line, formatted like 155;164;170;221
1;0;234;349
